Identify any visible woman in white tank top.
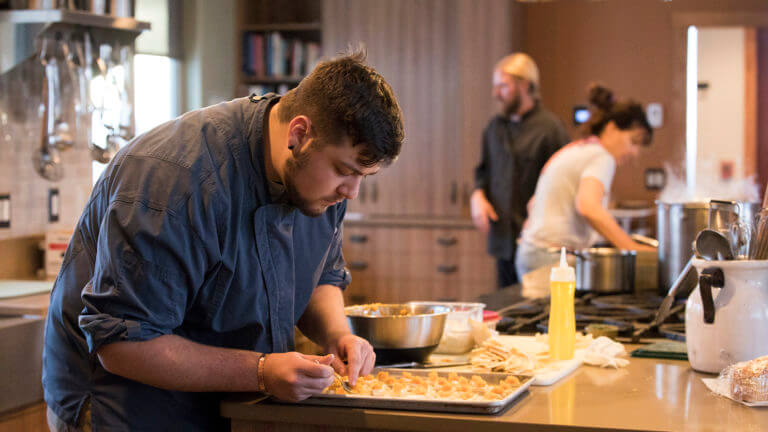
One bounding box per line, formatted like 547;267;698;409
515;85;656;280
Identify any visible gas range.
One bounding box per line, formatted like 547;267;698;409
493;293;686;342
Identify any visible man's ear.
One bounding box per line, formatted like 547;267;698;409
287;115;312;153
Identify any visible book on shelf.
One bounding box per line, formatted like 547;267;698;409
243;31;321;80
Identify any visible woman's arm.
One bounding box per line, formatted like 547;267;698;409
575;177;655;251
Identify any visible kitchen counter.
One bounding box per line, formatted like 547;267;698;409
221;354;767;431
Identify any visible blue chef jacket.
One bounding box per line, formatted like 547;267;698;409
42;94;351;431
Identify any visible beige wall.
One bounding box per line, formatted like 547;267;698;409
521;0;768;203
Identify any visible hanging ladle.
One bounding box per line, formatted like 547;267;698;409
34;38;64;181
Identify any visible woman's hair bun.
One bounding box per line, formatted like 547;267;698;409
588;83;614;111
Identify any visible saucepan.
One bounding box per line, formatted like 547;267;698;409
572;247;636;294
547;246;637;294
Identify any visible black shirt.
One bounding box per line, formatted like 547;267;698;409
474;102;569;260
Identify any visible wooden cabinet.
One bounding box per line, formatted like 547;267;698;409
323;0;517;218
342;222;495;304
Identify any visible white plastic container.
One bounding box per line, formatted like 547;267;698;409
407;301;485;354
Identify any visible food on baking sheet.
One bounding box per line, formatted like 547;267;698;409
346;303;411;317
323;371;522;401
723;355;768;402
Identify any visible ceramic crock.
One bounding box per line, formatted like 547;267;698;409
686;258;768;373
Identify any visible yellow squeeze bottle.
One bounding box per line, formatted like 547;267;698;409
548;247;576;361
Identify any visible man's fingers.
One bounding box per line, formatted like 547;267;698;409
301;353;334;365
330;354;347;375
298;374;334;393
487;205;499;221
361;349;376;376
299;355;334;379
346;345;363;386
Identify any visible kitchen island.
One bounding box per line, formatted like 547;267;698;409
220;354;767;431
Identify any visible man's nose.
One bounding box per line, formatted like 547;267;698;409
338;176;362;200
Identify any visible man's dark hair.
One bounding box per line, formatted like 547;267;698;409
584;84;652;146
278;48;404;167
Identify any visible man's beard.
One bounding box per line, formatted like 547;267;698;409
283;149;326;218
283;151;320;217
501;93;521;117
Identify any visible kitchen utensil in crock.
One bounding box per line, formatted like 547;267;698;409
695;229;733;261
709;200;758;260
633;257;695;342
751;186;768;259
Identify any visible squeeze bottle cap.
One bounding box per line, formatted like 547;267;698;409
550;247;575;282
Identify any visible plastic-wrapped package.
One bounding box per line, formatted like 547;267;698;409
721;355;768;403
704;355;768;406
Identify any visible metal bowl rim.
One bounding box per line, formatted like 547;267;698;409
345;304;451;318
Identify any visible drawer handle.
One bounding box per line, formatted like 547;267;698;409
349;234;368;244
437;236;458;247
437;264;458;274
348;261;369;271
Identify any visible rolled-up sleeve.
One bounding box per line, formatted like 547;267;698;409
79;199;207;353
317;204;351;289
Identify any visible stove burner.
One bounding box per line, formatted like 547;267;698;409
496;300;545;317
496;293;685;342
575;306;654;322
589;294;662;315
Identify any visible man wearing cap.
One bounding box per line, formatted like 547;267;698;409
471;53;569;288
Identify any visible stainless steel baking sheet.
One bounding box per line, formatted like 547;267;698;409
298;368;534;415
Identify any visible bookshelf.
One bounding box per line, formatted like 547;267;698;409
235;0;322;97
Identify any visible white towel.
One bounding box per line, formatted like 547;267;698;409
579;336;629;368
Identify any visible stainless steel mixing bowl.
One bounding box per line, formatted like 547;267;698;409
345;304;450;364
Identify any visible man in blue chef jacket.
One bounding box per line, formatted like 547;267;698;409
42;49;403;431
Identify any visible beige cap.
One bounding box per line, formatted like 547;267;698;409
495;53;540;87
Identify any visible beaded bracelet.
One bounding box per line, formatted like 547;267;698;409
257;353;268;393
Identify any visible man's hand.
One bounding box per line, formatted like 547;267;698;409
262;352;335;402
325;333;375;386
470;189;498;234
